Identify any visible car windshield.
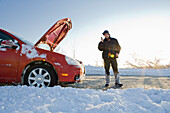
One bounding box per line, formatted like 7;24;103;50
9;31;34;46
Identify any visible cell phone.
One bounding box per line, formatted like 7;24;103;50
101;37;103;41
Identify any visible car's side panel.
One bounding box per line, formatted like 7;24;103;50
0;48;20;82
0;30;21;83
16;46;66;83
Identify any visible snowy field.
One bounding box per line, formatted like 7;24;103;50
85;65;170;76
0;86;170;113
1;67;170;113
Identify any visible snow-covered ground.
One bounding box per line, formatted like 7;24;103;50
85;65;170;76
0;86;170;113
1;66;170;113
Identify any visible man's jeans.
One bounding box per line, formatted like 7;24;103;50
104;58;120;84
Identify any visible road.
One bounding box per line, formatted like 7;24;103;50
1;76;170;90
66;76;170;90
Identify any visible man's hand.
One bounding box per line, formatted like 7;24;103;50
101;37;103;42
116;53;119;58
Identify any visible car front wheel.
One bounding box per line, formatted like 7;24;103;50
24;64;57;87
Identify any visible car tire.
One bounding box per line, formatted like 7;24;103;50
23;64;57;87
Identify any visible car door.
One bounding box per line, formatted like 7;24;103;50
0;31;20;82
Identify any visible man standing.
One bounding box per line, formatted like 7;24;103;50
98;30;122;87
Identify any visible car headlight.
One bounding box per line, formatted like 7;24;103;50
65;56;80;66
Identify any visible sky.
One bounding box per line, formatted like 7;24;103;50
0;0;170;68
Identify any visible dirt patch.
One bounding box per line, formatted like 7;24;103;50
1;76;170;90
66;76;170;90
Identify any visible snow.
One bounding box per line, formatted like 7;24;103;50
15;46;20;51
0;86;169;113
0;48;6;51
21;44;47;59
85;65;170;76
54;63;61;65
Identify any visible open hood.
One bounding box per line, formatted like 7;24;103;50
34;18;72;51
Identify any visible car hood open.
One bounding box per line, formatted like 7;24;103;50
34;18;72;51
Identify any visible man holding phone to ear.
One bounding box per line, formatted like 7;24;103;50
98;30;122;87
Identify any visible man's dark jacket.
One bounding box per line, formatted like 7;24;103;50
98;37;121;59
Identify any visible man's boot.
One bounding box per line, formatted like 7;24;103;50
114;73;123;87
105;74;110;87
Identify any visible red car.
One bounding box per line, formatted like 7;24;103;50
0;18;85;87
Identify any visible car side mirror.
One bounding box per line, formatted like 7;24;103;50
1;40;19;49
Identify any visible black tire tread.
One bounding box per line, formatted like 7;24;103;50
23;64;57;87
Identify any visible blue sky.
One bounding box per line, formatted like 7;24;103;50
0;0;170;67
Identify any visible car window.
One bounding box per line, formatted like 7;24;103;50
0;31;14;47
8;32;34;46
